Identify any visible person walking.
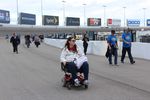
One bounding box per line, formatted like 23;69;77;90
10;32;20;54
24;34;31;48
121;29;135;64
107;30;118;66
34;35;40;48
82;34;89;55
5;34;9;42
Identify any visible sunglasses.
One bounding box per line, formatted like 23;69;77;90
71;39;76;42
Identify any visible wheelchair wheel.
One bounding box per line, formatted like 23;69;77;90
66;82;71;90
63;82;67;87
61;78;66;87
84;84;88;89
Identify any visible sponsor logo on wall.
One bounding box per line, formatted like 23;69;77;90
18;12;36;25
43;15;59;25
127;19;140;27
66;17;80;26
147;19;150;26
0;9;10;23
87;18;101;26
107;19;121;27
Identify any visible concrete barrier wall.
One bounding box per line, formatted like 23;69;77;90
132;42;150;60
44;38;150;60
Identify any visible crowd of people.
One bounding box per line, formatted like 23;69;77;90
8;30;135;64
24;34;43;48
8;30;135;88
9;33;44;54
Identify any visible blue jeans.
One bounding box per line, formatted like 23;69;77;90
66;61;89;80
108;47;118;65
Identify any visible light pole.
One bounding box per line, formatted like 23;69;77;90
41;0;43;25
62;0;66;26
83;3;86;26
123;7;126;27
103;5;106;27
16;0;19;24
143;8;146;27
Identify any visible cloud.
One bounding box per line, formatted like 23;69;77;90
95;0;118;4
0;0;149;26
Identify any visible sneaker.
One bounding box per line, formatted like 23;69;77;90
74;79;80;86
115;64;119;66
131;61;135;64
83;80;89;85
109;62;113;66
121;61;124;64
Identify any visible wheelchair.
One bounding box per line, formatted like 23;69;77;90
61;62;88;90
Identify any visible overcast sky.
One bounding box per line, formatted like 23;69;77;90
0;0;150;26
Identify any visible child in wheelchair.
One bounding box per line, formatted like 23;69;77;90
60;37;89;89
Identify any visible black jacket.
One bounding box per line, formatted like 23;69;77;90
105;46;116;58
82;37;89;47
10;36;20;45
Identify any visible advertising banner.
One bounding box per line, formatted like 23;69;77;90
18;12;36;25
127;19;140;27
0;9;10;23
87;18;101;26
42;15;59;25
107;19;121;27
66;17;80;26
147;19;150;26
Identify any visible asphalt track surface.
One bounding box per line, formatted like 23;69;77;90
0;38;150;100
